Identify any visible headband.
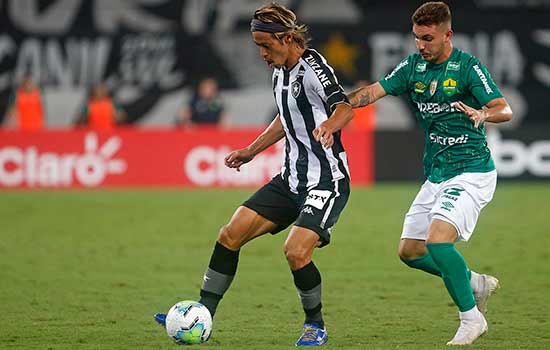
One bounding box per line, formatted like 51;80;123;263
250;18;292;33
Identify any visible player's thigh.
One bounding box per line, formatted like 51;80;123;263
429;171;497;241
294;178;350;248
401;180;437;241
219;206;279;249
242;174;300;235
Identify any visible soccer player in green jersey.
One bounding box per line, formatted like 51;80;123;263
347;1;512;346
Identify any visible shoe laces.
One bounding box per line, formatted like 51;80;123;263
300;326;319;342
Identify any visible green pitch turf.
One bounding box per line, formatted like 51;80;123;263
1;183;549;350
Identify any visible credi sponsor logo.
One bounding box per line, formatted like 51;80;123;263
429;133;470;146
184;144;282;186
0;133;126;187
488;130;550;177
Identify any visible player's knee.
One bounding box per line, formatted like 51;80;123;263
283;243;310;270
398;245;416;261
217;224;243;250
397;241;426;261
426;219;458;243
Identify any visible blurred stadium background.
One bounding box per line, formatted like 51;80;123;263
0;0;549;187
1;1;549;349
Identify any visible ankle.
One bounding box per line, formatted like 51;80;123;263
459;306;481;320
305;318;324;329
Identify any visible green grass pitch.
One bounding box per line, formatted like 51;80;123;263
1;183;549;349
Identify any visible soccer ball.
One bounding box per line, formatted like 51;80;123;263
165;300;212;344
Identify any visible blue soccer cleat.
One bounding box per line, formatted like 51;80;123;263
154;313;166;326
295;323;328;346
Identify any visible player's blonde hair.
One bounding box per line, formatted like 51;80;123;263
412;1;452;27
253;2;310;48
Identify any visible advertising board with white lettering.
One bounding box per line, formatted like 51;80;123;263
0;129;373;188
374;128;550;181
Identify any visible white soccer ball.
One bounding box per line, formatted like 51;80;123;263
165;300;213;344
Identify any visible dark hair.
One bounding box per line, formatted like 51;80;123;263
253;2;310;48
412;2;451;27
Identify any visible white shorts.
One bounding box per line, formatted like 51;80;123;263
401;170;497;242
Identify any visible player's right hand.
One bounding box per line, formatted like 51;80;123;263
224;148;254;172
453;101;487;128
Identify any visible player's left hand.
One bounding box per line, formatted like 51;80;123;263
313;122;334;149
452;101;488;128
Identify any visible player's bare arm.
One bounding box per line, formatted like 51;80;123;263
225;115;285;171
347;82;387;108
313;102;353;148
453;97;513;128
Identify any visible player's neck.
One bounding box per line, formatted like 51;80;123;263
434;43;454;64
285;47;305;70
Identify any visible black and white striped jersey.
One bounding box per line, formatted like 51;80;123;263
272;48;350;193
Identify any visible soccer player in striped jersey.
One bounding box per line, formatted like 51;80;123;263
155;2;353;347
347;1;512;346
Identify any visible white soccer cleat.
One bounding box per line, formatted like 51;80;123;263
473;274;500;314
446;310;488;346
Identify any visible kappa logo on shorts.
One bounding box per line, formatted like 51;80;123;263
301;206;315;215
305;190;332;210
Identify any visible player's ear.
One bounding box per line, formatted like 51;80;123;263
285;34;292;44
445;27;454;40
445;29;453;42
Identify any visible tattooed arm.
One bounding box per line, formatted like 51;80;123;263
347;82;387;108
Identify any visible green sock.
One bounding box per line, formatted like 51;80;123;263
401;253;442;277
426;243;476;312
401;253;472;279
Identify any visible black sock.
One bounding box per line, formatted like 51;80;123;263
199;241;240;317
292;261;324;328
199;290;222;318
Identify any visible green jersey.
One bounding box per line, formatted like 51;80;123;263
379;48;502;183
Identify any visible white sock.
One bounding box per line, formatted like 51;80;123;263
460;306;481;320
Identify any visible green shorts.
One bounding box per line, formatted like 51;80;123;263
243;174;350;247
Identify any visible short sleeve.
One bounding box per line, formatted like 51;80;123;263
378;58;412;96
303;50;349;113
466;60;503;106
311;78;349;113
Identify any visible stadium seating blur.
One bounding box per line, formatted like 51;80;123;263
1;0;549;187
